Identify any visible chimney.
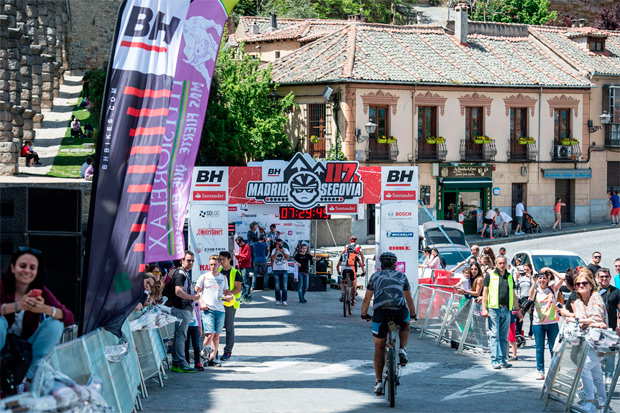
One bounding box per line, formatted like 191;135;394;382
348;13;364;21
270;12;278;31
578;18;586;27
252;23;260;34
571;18;577;28
454;3;468;44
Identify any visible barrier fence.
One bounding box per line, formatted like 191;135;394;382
415;282;619;412
2;310;178;412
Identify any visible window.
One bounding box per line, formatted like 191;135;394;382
510;108;527;139
465;107;483;139
609;162;620;193
307;103;327;158
369;105;389;138
417;107;436;139
275;51;281;59
588;37;605;52
604;86;620;144
554;109;571;142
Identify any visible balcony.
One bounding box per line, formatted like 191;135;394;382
459;139;497;162
365;142;399;162
605;138;620;148
551;142;582;161
507;139;537;162
416;138;447;161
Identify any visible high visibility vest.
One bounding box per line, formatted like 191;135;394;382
223;267;241;309
487;269;514;310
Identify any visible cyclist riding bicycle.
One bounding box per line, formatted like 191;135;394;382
361;251;417;396
337;236;366;305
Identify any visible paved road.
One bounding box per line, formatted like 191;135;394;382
488;227;619;271
141;230;619;412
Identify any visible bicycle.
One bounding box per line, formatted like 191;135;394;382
343;272;353;317
383;319;400;407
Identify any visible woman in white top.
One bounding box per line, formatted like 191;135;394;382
480;209;497;239
494;208;513;237
419;247;441;270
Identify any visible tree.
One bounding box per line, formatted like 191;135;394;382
197;44;295;166
313;0;418;24
469;0;557;25
596;2;620;31
259;0;319;19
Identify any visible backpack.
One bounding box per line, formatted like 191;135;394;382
162;268;180;305
343;250;358;267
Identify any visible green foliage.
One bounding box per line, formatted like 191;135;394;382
469;0;556;25
83;68;107;125
325;131;347;161
260;0;318;18
197;45;295;166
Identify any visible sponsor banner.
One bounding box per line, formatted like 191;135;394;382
190;167;228;203
189;203;229;280
84;0;238;334
382;167;418;202
379;202;418;290
145;0;234;263
245;153;363;209
326;204;358;214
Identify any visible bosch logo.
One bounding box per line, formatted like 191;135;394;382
395;212;411;217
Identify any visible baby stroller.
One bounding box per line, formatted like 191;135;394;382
522;212;542;233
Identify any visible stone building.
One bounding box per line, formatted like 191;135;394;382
243;12;615;239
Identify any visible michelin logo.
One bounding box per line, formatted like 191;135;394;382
386;231;414;238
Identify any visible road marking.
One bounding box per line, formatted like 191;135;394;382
442;380;513;401
400;362;439;377
441;365;493;380
224;357;309;374
305;359;372;375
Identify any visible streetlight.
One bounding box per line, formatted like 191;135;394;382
357;119;377;143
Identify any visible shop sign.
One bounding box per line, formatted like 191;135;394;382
246;153;363;209
440;165;492;179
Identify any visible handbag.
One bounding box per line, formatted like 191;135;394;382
0;333;33;395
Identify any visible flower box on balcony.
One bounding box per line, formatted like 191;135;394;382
310;135;319;143
561;138;578;146
378;135;397;144
426;136;445;144
518;137;535;145
474;136;493;144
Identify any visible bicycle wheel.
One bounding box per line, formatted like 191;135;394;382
343;279;349;317
387;347;396;407
346;281;352;316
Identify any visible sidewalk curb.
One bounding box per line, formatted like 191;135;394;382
470;224;618;247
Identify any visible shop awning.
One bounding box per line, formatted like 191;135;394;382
441;178;493;189
543;169;592;179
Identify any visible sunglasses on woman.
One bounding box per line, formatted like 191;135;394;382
575;282;590;288
18;246;42;256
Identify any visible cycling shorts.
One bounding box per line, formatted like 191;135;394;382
371;306;410;339
341;268;356;281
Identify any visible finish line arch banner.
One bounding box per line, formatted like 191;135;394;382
188;154;419;287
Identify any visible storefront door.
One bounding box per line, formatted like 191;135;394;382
440;188;485;235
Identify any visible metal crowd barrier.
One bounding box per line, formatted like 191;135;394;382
33;315;176;412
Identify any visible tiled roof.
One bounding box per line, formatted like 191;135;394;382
237;16;350;43
530;26;620;76
271;23;591;87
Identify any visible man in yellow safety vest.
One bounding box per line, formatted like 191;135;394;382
218;251;242;361
481;255;522;369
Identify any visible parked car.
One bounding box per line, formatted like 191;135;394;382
510;249;587;299
418;246;471;272
419;221;469;250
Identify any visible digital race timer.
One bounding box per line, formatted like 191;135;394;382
279;206;331;220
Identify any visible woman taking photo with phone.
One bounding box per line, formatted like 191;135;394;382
0;247;74;391
525;267;563;381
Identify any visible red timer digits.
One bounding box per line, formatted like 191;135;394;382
279;206;331;220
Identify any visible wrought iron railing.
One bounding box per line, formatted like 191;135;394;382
416;140;447;161
459;139;496;162
365;142;399;162
605;138;620;148
507;140;537;162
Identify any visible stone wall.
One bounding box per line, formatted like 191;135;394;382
0;0;69;176
66;0;122;71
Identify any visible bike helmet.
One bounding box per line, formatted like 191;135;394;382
380;251;398;269
350;236;357;242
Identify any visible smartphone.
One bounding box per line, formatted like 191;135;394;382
29;289;42;297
